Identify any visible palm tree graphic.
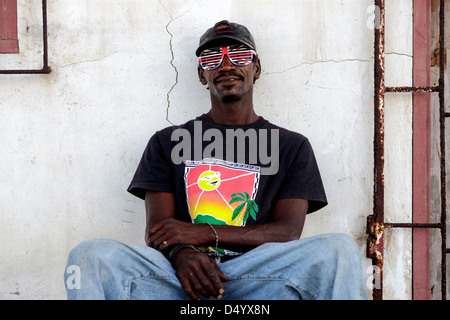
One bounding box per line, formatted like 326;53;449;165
229;192;259;226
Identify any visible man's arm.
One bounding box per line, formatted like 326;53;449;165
144;191;214;249
211;197;308;251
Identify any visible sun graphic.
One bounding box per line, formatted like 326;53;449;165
197;171;221;191
185;161;260;227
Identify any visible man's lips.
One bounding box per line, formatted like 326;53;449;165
214;74;244;84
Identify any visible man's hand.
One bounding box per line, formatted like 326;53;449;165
173;247;228;300
146;218;213;250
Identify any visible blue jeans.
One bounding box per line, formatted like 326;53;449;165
64;233;368;300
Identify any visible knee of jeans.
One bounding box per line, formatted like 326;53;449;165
317;233;361;262
67;238;119;267
310;233;359;261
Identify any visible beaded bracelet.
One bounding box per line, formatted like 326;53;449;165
206;223;220;262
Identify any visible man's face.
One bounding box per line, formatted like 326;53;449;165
198;41;261;103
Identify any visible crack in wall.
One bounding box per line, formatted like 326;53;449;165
159;1;192;125
263;58;372;75
165;17;177;126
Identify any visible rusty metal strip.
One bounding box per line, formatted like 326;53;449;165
0;0;51;74
438;0;447;301
366;0;385;301
385;86;439;93
385;223;442;229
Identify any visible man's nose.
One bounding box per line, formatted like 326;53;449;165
218;54;235;71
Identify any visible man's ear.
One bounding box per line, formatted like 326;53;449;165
198;65;208;86
253;58;261;83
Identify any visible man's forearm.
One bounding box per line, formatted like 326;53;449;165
201;199;308;252
146;217;301;254
203;221;302;253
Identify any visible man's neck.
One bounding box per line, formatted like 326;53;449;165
207;99;259;125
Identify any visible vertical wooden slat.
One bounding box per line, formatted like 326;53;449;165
412;0;432;300
0;0;19;53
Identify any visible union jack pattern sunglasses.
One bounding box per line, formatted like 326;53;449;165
199;44;256;71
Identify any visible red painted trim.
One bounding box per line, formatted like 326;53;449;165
0;0;19;53
412;0;431;300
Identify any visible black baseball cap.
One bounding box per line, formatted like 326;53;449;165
195;20;257;57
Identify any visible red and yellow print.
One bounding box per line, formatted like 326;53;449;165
184;159;260;227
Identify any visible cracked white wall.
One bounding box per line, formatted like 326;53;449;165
0;0;415;299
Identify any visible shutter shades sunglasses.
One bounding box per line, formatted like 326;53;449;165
199;44;256;71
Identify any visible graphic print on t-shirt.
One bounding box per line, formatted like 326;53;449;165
184;158;260;228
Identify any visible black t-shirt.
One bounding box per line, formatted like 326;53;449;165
128;114;327;256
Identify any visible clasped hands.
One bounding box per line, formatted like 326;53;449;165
146;218;228;300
